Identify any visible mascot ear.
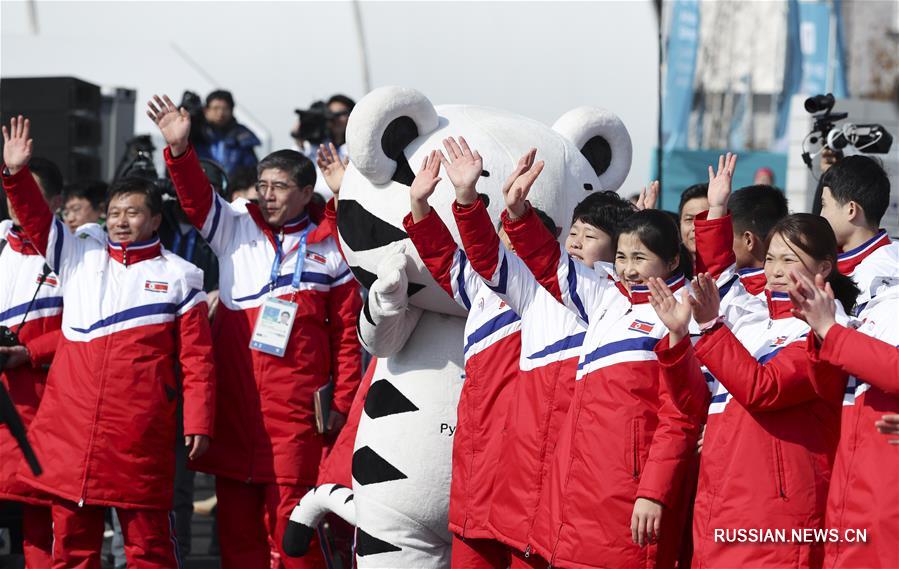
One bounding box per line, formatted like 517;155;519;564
346;86;439;186
552;107;632;192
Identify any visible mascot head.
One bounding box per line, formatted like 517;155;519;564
338;86;632;316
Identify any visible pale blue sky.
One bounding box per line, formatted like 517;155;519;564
1;0;659;191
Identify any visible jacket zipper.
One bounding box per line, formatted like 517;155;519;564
78;263;121;506
773;440;787;499
632;419;642;479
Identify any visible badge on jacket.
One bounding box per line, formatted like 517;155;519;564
250;297;298;357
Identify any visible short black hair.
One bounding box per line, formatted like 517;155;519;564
532;206;559;238
257;150;316;189
678;183;708;216
64;180;108;210
571;190;636;240
820;154;890;226
106;177;163;216
29;157;64;198
617;209;692;277
230;167;257;192
327;94;356;112
206;89;235;109
729;185;789;239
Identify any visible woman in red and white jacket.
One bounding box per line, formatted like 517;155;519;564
791;271;899;569
489;155;705;569
403;145;523;568
680;166;858;567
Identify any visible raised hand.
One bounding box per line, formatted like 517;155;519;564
635;180;660;211
409;150;442;222
787;271;836;339
146;94;191;157
2;116;34;174
690;273;721;325
707;153;737;219
647;277;692;345
438;136;482;205
317;142;348;196
503;149;544;220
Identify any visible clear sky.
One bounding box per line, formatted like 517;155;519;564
1;0;659;192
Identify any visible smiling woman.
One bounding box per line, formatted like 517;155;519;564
614;209;690;291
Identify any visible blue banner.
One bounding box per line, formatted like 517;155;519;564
662;0;700;151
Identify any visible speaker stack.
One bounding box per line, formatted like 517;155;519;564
1;76;102;183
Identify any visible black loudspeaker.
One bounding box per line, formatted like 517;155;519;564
0;76;102;183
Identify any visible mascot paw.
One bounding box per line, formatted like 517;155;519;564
371;245;409;315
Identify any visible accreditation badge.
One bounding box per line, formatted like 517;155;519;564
249;297;298;357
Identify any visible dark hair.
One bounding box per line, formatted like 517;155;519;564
257;150;316;189
29;157;64;198
765;213;859;313
106;177;163;216
819;155;890;226
678;183;708;217
616;209;691;277
64;180;108;210
327;94;356;112
571;190;636;241
730;185;789;239
532;206;559;238
205;89;235;109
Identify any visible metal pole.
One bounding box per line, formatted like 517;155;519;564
352;0;373;94
657;0;664;192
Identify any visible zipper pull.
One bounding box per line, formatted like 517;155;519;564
78;498;84;507
524;545;531;558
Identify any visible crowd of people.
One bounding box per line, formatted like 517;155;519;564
0;85;897;569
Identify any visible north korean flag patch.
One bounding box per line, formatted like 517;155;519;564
145;280;169;293
39;274;59;287
305;251;327;265
629;319;655;335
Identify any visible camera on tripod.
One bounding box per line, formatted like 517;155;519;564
801;93;893;170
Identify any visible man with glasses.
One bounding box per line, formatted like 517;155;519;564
148;94;362;569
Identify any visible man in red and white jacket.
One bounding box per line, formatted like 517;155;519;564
149;95;361;569
3;115;216;568
0;165;64;567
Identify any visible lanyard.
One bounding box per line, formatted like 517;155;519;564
269;227;310;293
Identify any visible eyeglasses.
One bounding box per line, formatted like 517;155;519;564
255;181;298;193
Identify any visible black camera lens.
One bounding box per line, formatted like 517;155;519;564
804;93;835;114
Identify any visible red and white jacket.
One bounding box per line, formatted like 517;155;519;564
690;212;848;568
500;205;702;569
2;165;215;509
453;199;585;555
0;221;62;506
836;228;899;315
403;206;522;541
809;286;899;569
164;145;362;486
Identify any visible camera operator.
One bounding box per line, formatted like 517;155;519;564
292;95;355;200
0;156;66;568
196;89;262;177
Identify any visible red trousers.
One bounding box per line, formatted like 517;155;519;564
451;535;510;569
51;500;180;569
216;477;325;569
22;503;52;568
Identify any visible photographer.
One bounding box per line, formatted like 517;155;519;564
196;89;261;177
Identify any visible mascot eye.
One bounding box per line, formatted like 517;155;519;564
580;136;613;178
480;170;490;177
382;117;419;186
583;183;593;191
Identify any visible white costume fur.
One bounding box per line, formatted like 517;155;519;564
285;86;632;568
